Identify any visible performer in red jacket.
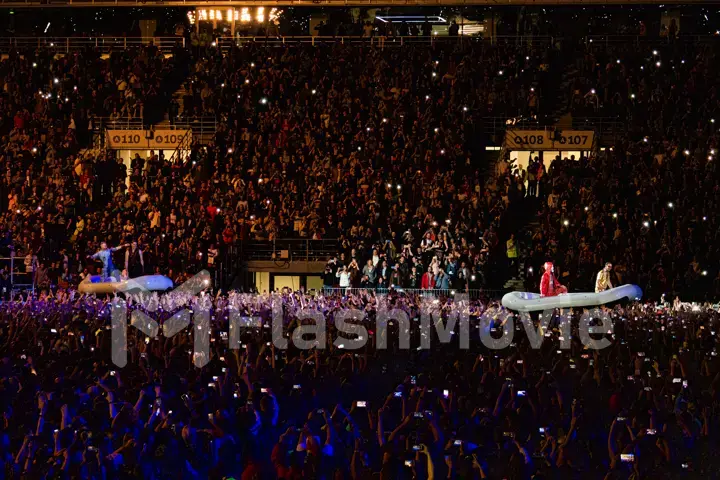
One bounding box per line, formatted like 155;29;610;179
540;262;567;297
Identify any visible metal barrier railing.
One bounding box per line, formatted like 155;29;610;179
217;34;553;49
0;253;36;294
94;117;144;132
0;36;185;52
244;239;339;262
320;287;505;300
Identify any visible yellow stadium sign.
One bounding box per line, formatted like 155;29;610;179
106;130;190;149
505;130;595;150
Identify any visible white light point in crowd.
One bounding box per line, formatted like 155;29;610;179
616;59;621;64
643;137;648;142
258;178;263;184
590;89;596;94
32;63;37;68
445;219;451;224
260;98;267;104
228;148;233;153
32;148;37;153
712;119;716;123
382;118;388;123
434;128;439;133
432;72;437;78
643;221;649;227
435;60;439;65
425;95;430;100
498;70;504;76
656;61;661;67
266;200;270;205
386;183;392;188
250;62;255;67
631;94;636;99
211;42;216;47
703;216;707;221
53;78;59;84
396;185;401;190
471;275;476;281
613;213;618;218
357;146;362;151
684;150;690;155
652;50;658;55
584;206;589;211
250;215;255;220
563;220;569;226
245;80;249;84
366;127;371;132
525;56;529;60
702;270;708;276
312;89;316;94
668;202;674;208
221;83;225;87
432;221;438;227
528;267;533;273
440;149;445;155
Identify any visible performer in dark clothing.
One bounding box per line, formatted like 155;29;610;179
125;240;145;278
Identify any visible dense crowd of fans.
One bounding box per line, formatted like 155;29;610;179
2;290;720;479
508;39;720;300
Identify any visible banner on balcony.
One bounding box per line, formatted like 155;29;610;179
106;130;191;149
504;130;594;150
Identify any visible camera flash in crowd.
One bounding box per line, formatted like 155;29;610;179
563;220;570;226
382;118;388;123
498;70;504;76
703;216;707;221
590;89;596;94
668;202;674;208
432;72;437;78
440;149;445;154
396;185;401;190
434;128;439;133
445;219;451;224
584;206;589;211
312;89;316;94
211;42;216;47
656;61;661;67
683;150;689;155
228;148;233;153
357;146;362;151
53;78;59;84
643;221;649;227
425;95;430;100
32;147;37;153
432;221;438;227
245;79;249;84
616;59;621;64
613;213;618;218
259;97;267;104
258;178;263;183
528;267;533;273
702;270;708;276
652;50;658;55
250;62;255;67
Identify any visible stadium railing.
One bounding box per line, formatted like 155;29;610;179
243;239;339;263
321;287;506;300
0;36;184;52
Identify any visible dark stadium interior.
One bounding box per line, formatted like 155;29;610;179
1;3;720;480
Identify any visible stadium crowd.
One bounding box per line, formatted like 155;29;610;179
0;24;719;300
514;39;720;300
2;290;720;479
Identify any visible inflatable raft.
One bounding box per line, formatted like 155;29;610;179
501;284;643;312
78;274;174;294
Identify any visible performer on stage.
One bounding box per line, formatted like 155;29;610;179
595;262;614;293
125;240;145;278
88;242;129;281
540;261;567;297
